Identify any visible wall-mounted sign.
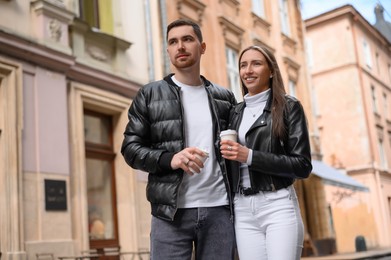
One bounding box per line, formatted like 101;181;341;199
45;179;67;211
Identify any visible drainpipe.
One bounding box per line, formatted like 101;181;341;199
159;0;170;75
144;0;155;82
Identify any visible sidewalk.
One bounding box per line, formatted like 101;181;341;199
302;248;391;260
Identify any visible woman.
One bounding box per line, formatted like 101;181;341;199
220;45;312;260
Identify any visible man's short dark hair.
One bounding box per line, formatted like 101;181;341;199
166;19;203;43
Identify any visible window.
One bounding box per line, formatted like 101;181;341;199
376;52;380;73
79;0;114;34
84;110;119;248
279;0;290;36
389;131;391;152
363;40;372;68
226;47;241;101
384;93;388;119
305;38;313;69
371;85;377;113
288;79;296;97
252;0;265;18
312;85;320;116
378;138;388;169
388;64;391;83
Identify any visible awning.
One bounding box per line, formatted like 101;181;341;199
311;160;369;192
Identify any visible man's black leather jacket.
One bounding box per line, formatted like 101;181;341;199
227;93;312;193
121;74;237;221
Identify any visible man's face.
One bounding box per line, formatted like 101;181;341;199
166;25;205;70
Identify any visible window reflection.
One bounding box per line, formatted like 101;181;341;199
84;110;118;246
87;158;115;240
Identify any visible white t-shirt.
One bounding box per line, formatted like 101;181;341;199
172;76;228;208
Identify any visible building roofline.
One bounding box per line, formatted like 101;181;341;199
304;4;391;49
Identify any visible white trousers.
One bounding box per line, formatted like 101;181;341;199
234;185;304;260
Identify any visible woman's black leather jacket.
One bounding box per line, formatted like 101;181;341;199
227;93;312;193
121;74;237;221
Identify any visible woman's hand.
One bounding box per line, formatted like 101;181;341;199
220;140;249;163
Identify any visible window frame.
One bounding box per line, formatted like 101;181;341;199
371;85;378;113
79;0;100;29
252;0;265;18
279;0;291;36
363;39;372;69
378;138;388;169
225;46;242;101
288;79;297;97
84;109;119;249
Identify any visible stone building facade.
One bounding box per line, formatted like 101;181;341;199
0;0;149;258
305;4;391;252
0;0;381;259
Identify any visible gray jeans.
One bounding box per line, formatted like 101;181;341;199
150;206;235;260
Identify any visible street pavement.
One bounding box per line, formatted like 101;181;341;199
302;248;391;260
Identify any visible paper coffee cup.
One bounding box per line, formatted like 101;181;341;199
196;150;209;163
220;129;238;142
190;149;209;173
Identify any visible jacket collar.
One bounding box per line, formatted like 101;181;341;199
163;73;212;87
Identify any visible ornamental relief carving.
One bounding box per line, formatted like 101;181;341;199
48;19;62;42
87;46;110;62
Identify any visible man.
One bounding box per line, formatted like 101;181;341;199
121;19;236;259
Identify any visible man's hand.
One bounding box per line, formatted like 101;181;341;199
171;147;207;175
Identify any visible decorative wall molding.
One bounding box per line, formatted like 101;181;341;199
218;16;244;50
0;56;25;259
218;0;240;16
176;0;206;25
70;19;132;79
281;33;297;56
283;56;300;81
31;0;74;54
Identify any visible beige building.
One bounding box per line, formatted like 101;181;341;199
0;0;381;259
305;4;391;253
155;0;374;256
0;0;150;259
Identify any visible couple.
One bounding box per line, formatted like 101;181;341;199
121;19;312;260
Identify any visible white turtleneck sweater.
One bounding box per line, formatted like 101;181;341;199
238;88;271;188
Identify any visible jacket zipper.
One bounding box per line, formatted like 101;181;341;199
205;85;235;222
172;84;185;220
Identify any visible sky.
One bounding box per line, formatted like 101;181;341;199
300;0;391;25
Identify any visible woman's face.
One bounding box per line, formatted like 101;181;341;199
239;49;272;96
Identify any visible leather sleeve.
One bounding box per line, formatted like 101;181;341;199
121;87;165;174
250;99;312;179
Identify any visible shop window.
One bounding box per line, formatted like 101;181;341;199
84;110;118;248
